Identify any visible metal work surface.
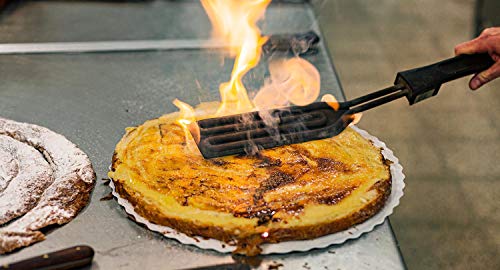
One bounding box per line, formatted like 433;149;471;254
0;0;313;43
0;1;406;269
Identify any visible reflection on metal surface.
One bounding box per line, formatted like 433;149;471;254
0;39;227;54
0;31;320;55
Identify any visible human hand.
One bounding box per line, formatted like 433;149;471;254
455;27;500;90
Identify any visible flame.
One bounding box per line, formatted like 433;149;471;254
201;0;271;116
275;57;320;106
253;58;321;110
321;94;340;111
321;94;361;125
349;113;363;125
173;99;200;145
172;0;329;152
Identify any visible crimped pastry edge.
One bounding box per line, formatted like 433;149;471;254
111;172;390;255
109;123;397;255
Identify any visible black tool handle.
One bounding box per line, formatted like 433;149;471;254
395;53;494;104
5;245;94;270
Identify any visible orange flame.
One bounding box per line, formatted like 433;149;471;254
276;58;320;106
349;113;363;125
173;99;200;145
321;94;361;125
172;0;329;151
321;94;340;111
201;0;271;116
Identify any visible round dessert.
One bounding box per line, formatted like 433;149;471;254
0;117;95;254
109;110;391;255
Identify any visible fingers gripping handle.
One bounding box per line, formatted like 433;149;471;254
395;53;495;104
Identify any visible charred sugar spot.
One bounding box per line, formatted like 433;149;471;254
253;171;294;202
209;159;229;166
255;156;282;168
285;204;304;215
290;145;313;158
260;170;295;192
315;158;350;173
234;206;276;225
235;202;303;220
256;209;276;225
182;196;189;206
316;187;357;205
294;158;308;166
158;124;165;138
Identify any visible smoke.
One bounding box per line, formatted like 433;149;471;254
253;57;320;110
238;56;323;155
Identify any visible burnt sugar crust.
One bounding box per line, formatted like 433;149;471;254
0;117;96;254
113;175;390;255
109;112;391;256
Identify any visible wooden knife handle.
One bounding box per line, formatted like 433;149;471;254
181;263;250;270
4;245;94;270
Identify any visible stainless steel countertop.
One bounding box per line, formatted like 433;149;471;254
0;1;406;269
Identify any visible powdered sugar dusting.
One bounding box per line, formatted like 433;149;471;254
0;144;18;192
0;135;54;225
0;117;95;254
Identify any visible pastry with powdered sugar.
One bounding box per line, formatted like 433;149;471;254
0;117;95;253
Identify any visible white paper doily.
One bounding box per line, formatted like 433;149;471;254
109;125;405;254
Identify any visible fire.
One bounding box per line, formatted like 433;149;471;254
173;99;200;145
201;0;271;116
253;58;321;110
349;113;363;125
172;0;332;150
322;94;362;125
321;94;340;111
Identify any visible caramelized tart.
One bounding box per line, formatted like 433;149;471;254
109;110;391;255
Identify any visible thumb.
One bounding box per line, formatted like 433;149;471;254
469;61;500;90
